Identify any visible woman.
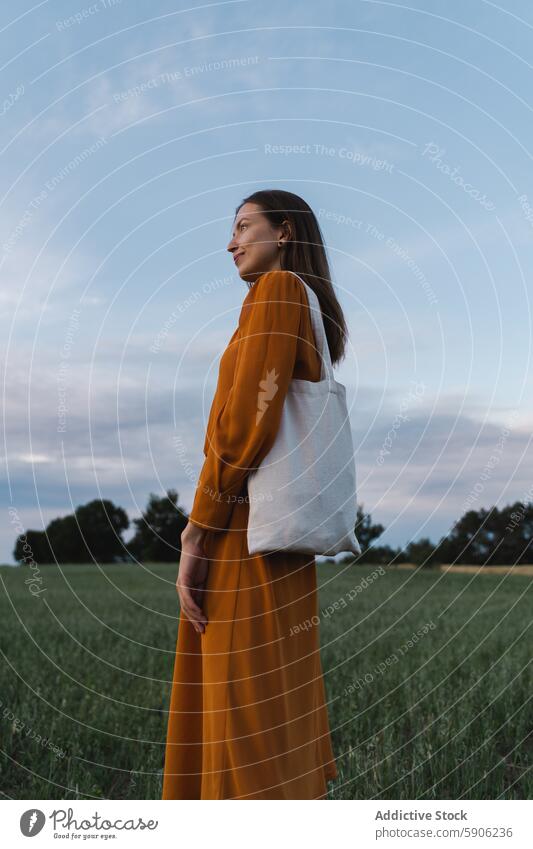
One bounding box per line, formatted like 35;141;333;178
162;189;350;800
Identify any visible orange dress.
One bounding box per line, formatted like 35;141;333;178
162;270;339;800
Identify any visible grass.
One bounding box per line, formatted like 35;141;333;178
0;560;531;799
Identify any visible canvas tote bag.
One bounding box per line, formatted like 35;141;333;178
246;272;362;557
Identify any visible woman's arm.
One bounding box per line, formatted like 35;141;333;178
187;270;309;533
181;521;207;546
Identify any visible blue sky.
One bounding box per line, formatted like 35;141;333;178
1;0;532;563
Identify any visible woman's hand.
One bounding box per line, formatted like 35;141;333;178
177;522;209;634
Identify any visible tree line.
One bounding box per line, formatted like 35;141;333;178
13;491;533;566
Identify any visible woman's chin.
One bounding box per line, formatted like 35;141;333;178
237;266;258;283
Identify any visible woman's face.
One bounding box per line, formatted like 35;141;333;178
227;202;287;283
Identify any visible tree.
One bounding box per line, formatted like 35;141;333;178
497;502;533;564
402;536;441;567
46;515;86;563
128;489;189;562
435;502;533;565
340;503;398;564
13;499;130;565
364;544;403;565
354;503;385;551
13;530;53;565
351;502;396;562
75;499;130;562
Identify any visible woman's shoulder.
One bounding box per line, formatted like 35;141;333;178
246;269;308;305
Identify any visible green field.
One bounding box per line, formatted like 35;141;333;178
0;561;531;799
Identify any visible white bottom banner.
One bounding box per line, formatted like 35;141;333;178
3;799;532;847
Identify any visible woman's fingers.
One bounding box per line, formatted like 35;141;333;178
178;583;207;633
176;547;209;634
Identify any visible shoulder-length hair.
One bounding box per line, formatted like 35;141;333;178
234;189;349;366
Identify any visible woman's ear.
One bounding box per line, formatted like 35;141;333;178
280;218;293;242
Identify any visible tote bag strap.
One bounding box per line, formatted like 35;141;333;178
287;271;334;382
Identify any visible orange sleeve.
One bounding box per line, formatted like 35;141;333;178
188;270;307;532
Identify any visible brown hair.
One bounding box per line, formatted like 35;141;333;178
234;189;349;366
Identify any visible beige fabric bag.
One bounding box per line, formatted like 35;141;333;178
247;272;362;556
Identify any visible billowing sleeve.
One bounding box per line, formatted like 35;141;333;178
188;270;307;532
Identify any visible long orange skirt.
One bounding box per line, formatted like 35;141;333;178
161;499;339;800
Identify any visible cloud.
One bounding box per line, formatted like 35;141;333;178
3;340;531;560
